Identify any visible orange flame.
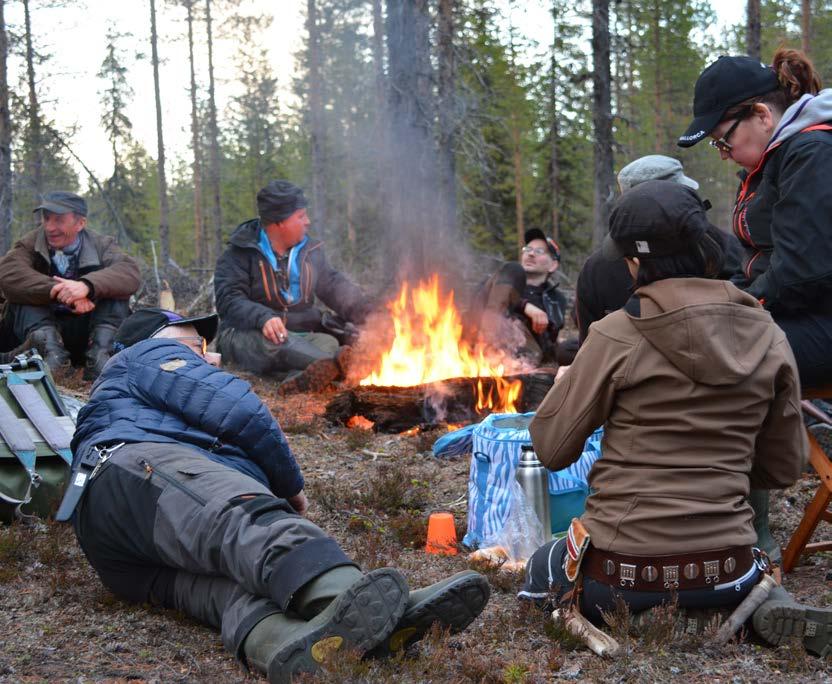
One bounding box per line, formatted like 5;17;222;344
360;275;521;413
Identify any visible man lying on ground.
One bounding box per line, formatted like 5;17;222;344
59;308;490;683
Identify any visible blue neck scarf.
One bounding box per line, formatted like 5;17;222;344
258;228;308;304
51;234;82;276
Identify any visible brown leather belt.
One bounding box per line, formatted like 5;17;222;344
582;545;754;592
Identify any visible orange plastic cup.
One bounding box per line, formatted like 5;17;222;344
425;512;458;556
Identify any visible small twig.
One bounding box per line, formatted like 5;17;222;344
184;275;215;315
360;449;389;459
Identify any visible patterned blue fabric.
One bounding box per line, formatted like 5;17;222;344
71;338;303;498
463;413;602;548
432;423;478;458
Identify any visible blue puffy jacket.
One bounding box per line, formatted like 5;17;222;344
70;338;304;498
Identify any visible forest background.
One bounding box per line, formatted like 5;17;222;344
0;0;827;296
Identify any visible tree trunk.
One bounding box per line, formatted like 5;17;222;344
548;2;560;241
385;0;437;281
802;0;811;55
307;0;327;242
22;0;42;201
325;372;552;433
437;0;457;244
652;0;662;152
149;0;170;266
747;0;761;61
205;0;223;262
511;120;524;251
0;0;11;253
185;0;205;267
591;0;615;248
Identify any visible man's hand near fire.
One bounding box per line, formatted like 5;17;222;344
523;302;549;334
262;316;288;345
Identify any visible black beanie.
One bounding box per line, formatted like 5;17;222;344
257;180;309;225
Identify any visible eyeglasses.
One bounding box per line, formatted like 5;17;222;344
176;335;208;355
521;246;549;256
710;108;751;153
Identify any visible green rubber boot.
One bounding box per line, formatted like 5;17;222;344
243;567;408;683
752;585;832;657
749;489;782;566
367;570;490;657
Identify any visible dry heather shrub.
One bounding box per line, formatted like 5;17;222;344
388;510;429;549
360;463;430;512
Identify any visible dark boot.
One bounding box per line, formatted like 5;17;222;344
276;346;351;396
366;570;490;657
84;324;118;380
752;585;832;656
242;567;408;684
749;489;781;566
29;325;70;374
0;332;37;364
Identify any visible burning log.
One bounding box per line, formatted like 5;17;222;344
326;372;554;433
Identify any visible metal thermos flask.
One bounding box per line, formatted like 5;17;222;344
516;444;551;537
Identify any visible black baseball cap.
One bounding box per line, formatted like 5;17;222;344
33;191;88;217
524;228;561;260
601;180;713;260
257;180;309;225
678;55;779;148
112;308;218;353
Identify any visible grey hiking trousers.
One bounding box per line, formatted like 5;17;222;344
216;327;338;376
72;442;356;658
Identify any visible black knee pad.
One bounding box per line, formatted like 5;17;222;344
230;494;296;526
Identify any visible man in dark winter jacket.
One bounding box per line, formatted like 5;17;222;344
64;308;489;683
214;180;373;390
472;229;567;368
0;191;140;379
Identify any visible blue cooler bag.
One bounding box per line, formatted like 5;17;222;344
463;413;602;548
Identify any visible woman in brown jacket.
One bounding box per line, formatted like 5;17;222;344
520;181;831;655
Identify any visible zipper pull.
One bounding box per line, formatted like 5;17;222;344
140;459;153;479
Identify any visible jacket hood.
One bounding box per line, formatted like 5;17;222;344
228;218;263;249
627;278;775;386
767;88;832;150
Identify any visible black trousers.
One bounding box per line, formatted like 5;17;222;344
7;299;129;361
774;311;832;388
519;538;760;625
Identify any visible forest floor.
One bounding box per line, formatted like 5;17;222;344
1;371;832;683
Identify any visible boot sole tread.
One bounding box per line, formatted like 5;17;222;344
755;601;832;657
268;568;408;683
367;572;490;658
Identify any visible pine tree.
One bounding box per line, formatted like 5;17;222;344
0;0;11;253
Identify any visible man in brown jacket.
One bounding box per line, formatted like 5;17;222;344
521;181;831;656
0;192;141;378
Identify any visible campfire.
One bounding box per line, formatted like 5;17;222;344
327;276;551;433
360;275;522;411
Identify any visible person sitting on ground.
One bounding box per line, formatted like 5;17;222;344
574;155;700;345
679;49;832;388
62;307;490;683
470;229;568;369
214;180;374;392
0;191;140;379
519;181;832;656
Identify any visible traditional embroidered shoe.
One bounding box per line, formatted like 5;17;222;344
366;570;490;657
752;586;832;657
